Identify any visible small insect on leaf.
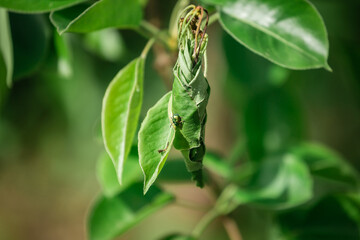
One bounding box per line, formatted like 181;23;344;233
171;114;184;130
158;142;170;154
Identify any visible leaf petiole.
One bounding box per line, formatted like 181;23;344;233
138;21;173;50
141;38;155;59
208;12;220;26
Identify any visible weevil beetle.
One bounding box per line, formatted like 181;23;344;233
171;113;184;129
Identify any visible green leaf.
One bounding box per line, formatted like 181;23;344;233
171;78;201;150
241;154;312;209
171;40;210;150
217;154;313;213
0;0;86;13
337;193;360;225
97;147;142;197
88;183;174;240
0;9;12;88
50;0;142;34
139;92;175;194
291;143;359;187
102;57;145;184
219;0;330;70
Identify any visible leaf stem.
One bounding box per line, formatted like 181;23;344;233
204;50;208;78
141;38;155;59
175;199;211;211
140;20;161;37
208;12;220;26
222;216;243;240
192;209;220;238
138;21;173;50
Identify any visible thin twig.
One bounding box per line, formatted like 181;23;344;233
208;12;220;26
175;199;211;211
222;216;243;240
138;21;171;49
141;38;155;59
192;209;219;238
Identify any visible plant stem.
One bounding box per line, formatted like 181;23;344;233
140;20;161;37
208;12;220;26
141;38;155;59
176;199;210;211
138;21;172;49
192;209;220;238
204;50;208;78
222;216;243;240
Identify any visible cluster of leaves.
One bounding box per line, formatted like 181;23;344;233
1;0;360;240
100;0;332;198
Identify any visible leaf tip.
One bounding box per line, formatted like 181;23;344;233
143;182;151;195
324;63;333;72
143;174;156;195
6;79;12;88
117;170;123;185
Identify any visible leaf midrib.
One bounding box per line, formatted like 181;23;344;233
120;59;141;181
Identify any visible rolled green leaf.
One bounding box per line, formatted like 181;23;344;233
170;6;211;187
138;6;211;192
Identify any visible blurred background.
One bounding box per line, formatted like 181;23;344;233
0;0;359;239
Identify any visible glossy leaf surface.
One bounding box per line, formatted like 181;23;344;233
219;0;330;70
139;92;175;194
88;183;174;240
0;0;86;13
102;57;145;184
50;0;142;34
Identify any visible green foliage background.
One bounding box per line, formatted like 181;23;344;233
0;0;360;239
